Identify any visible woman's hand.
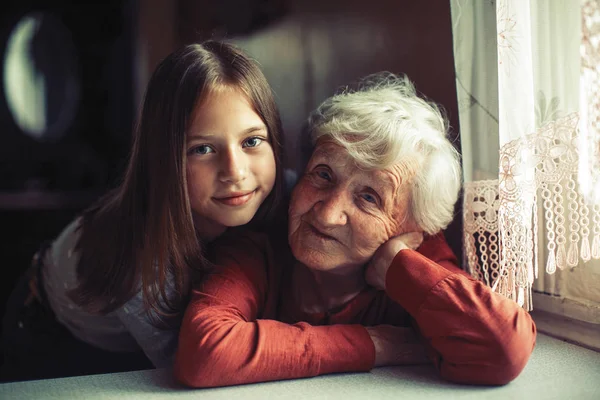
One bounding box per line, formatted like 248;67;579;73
366;325;430;367
365;232;423;290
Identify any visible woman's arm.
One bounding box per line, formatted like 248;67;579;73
174;233;374;388
384;233;537;385
365;325;431;367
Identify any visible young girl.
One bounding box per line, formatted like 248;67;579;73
1;41;285;381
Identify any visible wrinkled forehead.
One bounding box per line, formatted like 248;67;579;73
310;141;350;166
310;141;405;193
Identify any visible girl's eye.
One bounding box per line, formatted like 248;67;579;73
192;145;214;155
243;137;263;148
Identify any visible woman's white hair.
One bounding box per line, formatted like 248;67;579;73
307;72;462;235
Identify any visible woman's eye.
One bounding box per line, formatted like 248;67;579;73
192;145;214;155
361;193;377;204
316;170;331;181
243;137;263;148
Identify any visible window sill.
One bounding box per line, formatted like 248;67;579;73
2;334;599;398
530;292;600;352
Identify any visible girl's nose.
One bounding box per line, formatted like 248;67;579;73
219;148;248;184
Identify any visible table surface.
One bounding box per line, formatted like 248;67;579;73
1;334;599;400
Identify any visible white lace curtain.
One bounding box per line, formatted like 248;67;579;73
452;0;600;310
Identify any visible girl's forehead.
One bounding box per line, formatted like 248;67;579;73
188;88;261;126
194;85;248;110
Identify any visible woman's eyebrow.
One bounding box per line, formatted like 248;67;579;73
377;170;402;192
379;178;396;193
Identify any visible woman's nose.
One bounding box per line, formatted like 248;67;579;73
312;191;348;227
219;148;248;183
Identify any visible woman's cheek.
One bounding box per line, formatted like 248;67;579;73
291;181;319;215
354;217;390;256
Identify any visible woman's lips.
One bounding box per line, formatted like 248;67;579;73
214;190;256;206
307;223;337;241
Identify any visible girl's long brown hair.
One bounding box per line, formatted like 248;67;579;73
69;41;284;318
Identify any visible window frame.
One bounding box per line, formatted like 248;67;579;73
530;291;600;352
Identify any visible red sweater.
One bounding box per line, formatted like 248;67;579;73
175;231;536;388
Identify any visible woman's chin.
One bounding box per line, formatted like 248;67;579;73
292;248;341;271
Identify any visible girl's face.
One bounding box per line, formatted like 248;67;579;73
186;88;276;240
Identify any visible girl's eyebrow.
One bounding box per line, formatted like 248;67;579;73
187;126;267;141
241;126;268;135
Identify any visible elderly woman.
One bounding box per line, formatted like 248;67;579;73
175;73;536;388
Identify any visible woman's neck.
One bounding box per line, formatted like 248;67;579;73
291;262;367;314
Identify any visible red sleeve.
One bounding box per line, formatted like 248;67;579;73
385;233;537;385
174;233;375;388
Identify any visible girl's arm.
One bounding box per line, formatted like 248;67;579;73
114;291;179;368
174;233;374;388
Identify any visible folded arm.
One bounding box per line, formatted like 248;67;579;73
174;234;374;388
385;234;537;385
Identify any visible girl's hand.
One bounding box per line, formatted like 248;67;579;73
365;232;423;290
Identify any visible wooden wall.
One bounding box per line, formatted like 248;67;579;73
148;0;461;173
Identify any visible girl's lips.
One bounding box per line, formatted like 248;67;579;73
214;190;256;206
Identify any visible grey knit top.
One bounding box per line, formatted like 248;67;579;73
42;218;179;368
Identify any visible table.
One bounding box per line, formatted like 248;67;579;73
1;334;599;399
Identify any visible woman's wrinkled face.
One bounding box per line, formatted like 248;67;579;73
186;88;276;240
288;141;418;271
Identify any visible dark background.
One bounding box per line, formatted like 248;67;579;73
0;0;461;342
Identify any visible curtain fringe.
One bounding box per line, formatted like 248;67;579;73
463;113;600;310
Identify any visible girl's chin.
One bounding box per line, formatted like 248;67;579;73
220;215;255;229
